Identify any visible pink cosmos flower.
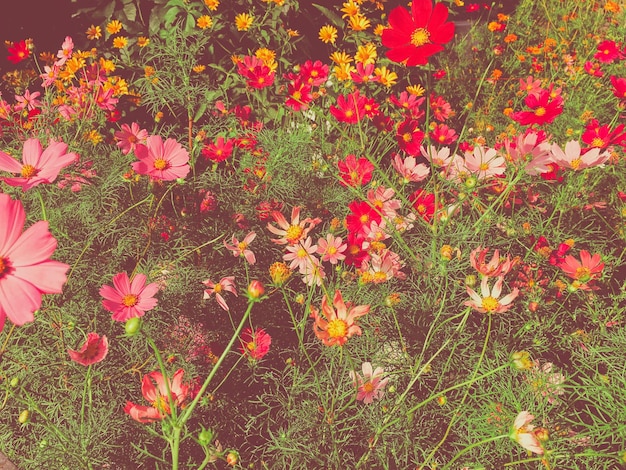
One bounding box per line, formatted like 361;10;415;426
392;154;430;184
300;259;326;287
470;246;516;278
100;272;160;322
558;250;604;290
239;327;272;360
360;249;406;283
465;276;519;314
55;36;74;66
14;90;41;111
131;135;190;181
310;290;369;347
510;411;544;455
224;232;256;265
349;362;389;404
519;76;543;98
367;187;402;219
0;194;70;332
550;140;610;171
68;332;109;366
464;146;506;180
267;206;322;245
202;276;237;311
0;138;78;191
611;75;626;101
283;236;318;272
124;369;190;423
594;40;620;64
114;122;148;155
503;130;553;175
317;234;347;264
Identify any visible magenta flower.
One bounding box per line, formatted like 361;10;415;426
68;332;109;366
239;327;272;360
114;122;148;155
202;276;237;311
124;369;190;423
0;194;70;332
349;362;389;404
131;135;190;181
0;138;78;191
223;232;257;265
201;136;234;162
100;272;159;322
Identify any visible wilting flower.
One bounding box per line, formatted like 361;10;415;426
0;138;78;191
349;362;389;404
239;327;271;360
114;122;148;155
382;0;455;66
100;272;159;321
510;411;544;454
224;232;256;265
0;194;70;332
470;246;516;278
465;276;519;314
558;250;604;289
202;276;237;311
310;290;369;346
68;332;109;366
132;135;190;181
267;206;321;245
124;369;189;423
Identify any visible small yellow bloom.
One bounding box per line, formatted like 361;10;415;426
330;51;352;65
604;0;620;12
333;63;356;81
487;21;501;32
373;24;385;36
204;0;219;10
406;84;425;96
155;111;164;122
193;65;206;73
347;14;370;31
355;42;377;65
287;29;300;37
137;36;150;48
319;25;338;44
86;25;102;40
340;0;360;18
84;129;103;145
197;15;213;29
504;33;517;43
235;12;254;31
99;58;116;74
144;65;156;78
106;20;123;35
255;47;275;63
374;66;397;87
112;36;128;49
503;107;513;116
497;13;509;21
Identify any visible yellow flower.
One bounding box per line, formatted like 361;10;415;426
235;13;254;31
204;0;219;10
106;20;123;35
330;51;352;65
193;65;206;73
604;0;620;12
340;0;360;18
137;36;150;48
319;25;338;44
287;29;300;37
264;58;278;73
504;33;517;43
112;36;128;49
144;65;156;78
255;47;275;63
86;25;102;40
373;24;385;36
487;21;501;32
84;129;103;145
105;77;129;96
406;84;425;96
99;58;116;74
355;42;377;65
374;66;397;87
197;15;213;29
332;63;355;81
347;14;370;31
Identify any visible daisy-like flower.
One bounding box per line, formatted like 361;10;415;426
510;411;544;455
349;362;389;404
396;119;425;156
86;25;102;40
197;15;213;29
465;276;519;314
409;189;438;222
131;135;190;181
464;145;506;180
224;232;257;265
319;25;338;44
382;0;455;66
392;154;430;183
310;290;370;347
558;250;604;289
114;122;148;155
124;369;189;423
0;138;78;191
503;130;553;175
235;12;254;31
317;234;347;264
337;154;374;187
267;206;321;245
106;20;123;35
201;136;234;162
137;36;150;48
511;89;563;126
611;75;626;101
283;236;318;272
14;90;41;111
68;332;109;366
519;76;542;98
112;36;128;49
204;0;219;10
329;90;367;124
550;140;610;171
0;194;70;332
470;246;516;278
239;327;271;361
100;272;160;322
202;276;237;311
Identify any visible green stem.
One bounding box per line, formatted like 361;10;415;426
36;190;47;221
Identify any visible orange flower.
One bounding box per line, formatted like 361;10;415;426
310;290;369;346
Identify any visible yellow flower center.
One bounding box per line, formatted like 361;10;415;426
21;164;37;178
238;241;248;251
534;107;546;116
0;257;7;278
326;319;348;339
122;294;138;307
246;341;256;351
373;271;388;282
292;90;302;100
327;246;337;255
570;158;582;170
359;214;370;223
479;162;490;171
402;133;412;142
591;137;605;148
575;266;591;282
154;158;168;170
214;284;223;294
345;110;354;118
362;381;375;393
152;395;171;414
297;247;308;258
285;225;304;243
411;28;431;47
416;204;426;214
481;296;499;313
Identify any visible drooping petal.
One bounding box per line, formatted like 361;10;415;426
0;194;26;254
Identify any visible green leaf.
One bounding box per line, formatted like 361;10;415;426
123;2;137;22
185;13;196;32
311;3;343;29
193;102;208;122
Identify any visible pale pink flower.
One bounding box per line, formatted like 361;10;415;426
310;290;369;347
360;249;406;283
392;154;430;184
367;186;402;219
283;236;318;272
465;276;519;314
132;135;190;181
349;362;389;404
0;138;78;191
503;130;553;175
550;140;610;171
68;332;108;366
300;259;326;287
224;232;257;265
420;145;455;168
0;194;70;332
362;219;390;244
14;90;41;111
510;411;544;454
464;146;506;180
528;360;565;404
55;36;74;66
40;65;60;87
124;369;189;423
267;206;321;245
317;234;347;264
202;276;237;311
470;246;516;278
100;272;160;321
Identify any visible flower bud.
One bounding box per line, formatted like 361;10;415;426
269;262;291;286
18;410;30;424
440;244;453;261
247;280;265;300
511;351;534;370
226;451;239;466
198;428;214;446
465;274;477;287
9;377;19;388
437;395;447;406
534;427;549;442
124;317;142;336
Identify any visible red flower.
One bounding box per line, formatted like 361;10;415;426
337;154;374;187
430;123;457;145
202;136;234;162
581;119;626;150
6;40;30;64
237;56;274;89
68;332;109;366
396;119;424;156
610;76;626;101
382;0;455;66
329;91;367;124
346;201;382;237
409;189;437;222
285;80;313;111
594;40;621;64
239;327;271;360
511;90;563;126
299;60;328;86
